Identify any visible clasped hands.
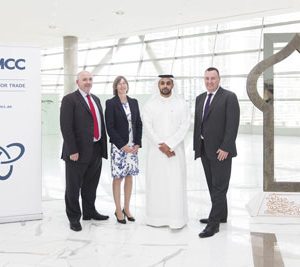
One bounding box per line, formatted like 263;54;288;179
159;143;175;158
121;144;140;154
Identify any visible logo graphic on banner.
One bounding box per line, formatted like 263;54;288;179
0;58;26;70
0;143;25;180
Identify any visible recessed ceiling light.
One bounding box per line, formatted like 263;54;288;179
113;10;125;16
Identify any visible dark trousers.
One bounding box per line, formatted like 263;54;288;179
65;142;102;223
201;140;232;225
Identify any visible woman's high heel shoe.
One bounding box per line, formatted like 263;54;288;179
114;212;126;224
122;209;135;222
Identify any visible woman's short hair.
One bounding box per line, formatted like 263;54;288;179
113;76;129;96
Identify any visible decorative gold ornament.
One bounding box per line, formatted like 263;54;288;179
264;193;300;216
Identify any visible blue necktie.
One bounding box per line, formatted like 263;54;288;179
202;93;213;121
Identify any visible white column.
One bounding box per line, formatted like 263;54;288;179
63;36;78;95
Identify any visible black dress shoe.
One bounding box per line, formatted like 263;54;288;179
199;225;219;238
114;212;126;224
70;222;82;232
122;209;135;222
83;212;109;221
199;218;227;224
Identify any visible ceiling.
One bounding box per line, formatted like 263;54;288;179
1;0;300;49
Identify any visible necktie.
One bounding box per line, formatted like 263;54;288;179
202;93;213;121
86;95;100;140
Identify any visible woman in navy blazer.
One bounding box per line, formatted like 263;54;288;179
105;76;142;223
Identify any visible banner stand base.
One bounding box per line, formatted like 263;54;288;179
0;213;43;224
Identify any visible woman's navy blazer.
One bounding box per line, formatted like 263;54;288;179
105;95;142;149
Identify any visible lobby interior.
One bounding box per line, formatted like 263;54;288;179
1;1;300;266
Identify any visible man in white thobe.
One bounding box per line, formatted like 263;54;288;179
143;74;190;229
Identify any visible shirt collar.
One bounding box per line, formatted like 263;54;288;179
207;86;220;96
78;88;89;98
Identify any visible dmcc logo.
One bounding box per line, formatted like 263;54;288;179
0;143;25;180
0;58;26;70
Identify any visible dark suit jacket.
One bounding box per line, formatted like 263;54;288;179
193;87;240;160
60;90;108;163
105;95;142;149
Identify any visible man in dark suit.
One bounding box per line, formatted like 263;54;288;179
60;70;109;231
193;67;240;238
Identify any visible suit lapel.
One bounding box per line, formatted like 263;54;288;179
76;90;91;115
206;87;224;118
127;97;135;121
115;96;128;121
91;94;102;113
197;93;206;122
91;94;105;132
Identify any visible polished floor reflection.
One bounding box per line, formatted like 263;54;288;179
0;133;300;267
251;232;284;267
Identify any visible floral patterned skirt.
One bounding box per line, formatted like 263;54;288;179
111;144;139;179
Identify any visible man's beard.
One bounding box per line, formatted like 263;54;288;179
160;87;171;96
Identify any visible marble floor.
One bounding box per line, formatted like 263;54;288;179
1;133;300;267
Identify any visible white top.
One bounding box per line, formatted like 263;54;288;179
122;102;134;146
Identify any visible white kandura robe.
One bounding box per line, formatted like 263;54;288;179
143;93;190;229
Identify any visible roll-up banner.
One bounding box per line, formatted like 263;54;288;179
0;45;42;223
